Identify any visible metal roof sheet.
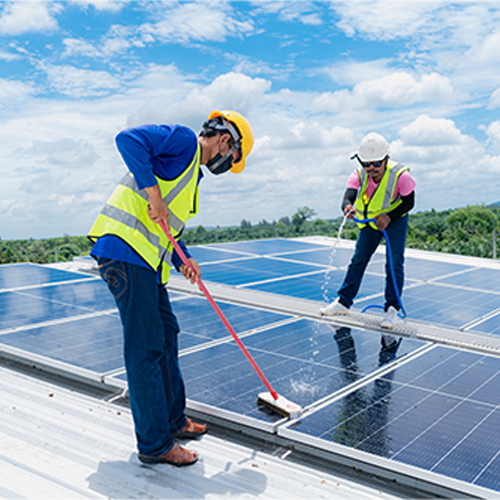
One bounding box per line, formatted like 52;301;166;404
0;363;406;500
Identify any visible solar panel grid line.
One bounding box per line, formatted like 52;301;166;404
0;308;118;337
462;308;500;332
389;394;487;466
366;353;496;462
262;254;342;269
278;419;495;499
15;288;99;310
296;343;436;417
196;244;255;256
430;403;498;474
241;323;417;374
0;343;107;384
351;290;386;306
0;277;100;294
199;255;257;267
178;316;302;356
235;268;326;289
271;245;345;257
472;441;500;486
401;244;500;268
170;273;500;357
430;280;500;297
424;266;477;284
275;344;500;494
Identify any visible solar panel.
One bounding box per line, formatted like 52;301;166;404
172;295;293;351
0;313;124;374
355;283;500;329
0;263;95;290
274;246;360;268
280;345;500;491
0;281;116;331
178;320;424;424
3;241;500;495
199;257;322;287
186;246;254;264
366;255;474;282
201;238;325;255
248;270;408;303
435;267;500;292
470;313;500;336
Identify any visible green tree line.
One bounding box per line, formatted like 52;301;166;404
2;204;500;265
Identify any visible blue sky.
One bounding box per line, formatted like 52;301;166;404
1;0;500;239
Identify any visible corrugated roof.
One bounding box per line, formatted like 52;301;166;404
0;362;408;500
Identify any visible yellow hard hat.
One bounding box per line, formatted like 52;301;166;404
208;110;254;173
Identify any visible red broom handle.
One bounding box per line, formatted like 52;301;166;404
159;221;278;400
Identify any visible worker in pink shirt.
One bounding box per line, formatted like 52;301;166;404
320;132;416;332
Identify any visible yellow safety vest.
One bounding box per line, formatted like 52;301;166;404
354;161;408;230
88;144;201;283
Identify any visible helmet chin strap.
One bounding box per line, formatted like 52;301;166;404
207;143;240;174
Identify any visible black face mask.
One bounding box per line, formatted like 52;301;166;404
206;141;239;175
206;152;233;175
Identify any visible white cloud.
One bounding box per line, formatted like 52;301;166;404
463;29;500;67
68;0;128;12
316;59;392;87
0;0;61;35
268;121;354;150
140;1;255;44
489;87;500;109
388;115;500;212
486;121;500;144
0;78;34;107
62;2;256;61
0;49;20;61
62;38;104;59
332;0;444;41
312;72;454;113
251;1;323;26
42;64;121;98
397;114;464;147
18;138;100;169
127;71;271;128
63;27;133;59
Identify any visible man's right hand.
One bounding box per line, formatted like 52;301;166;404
146;184;170;228
343;205;356;219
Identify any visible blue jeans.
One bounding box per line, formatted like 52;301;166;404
337;215;408;311
98;258;187;456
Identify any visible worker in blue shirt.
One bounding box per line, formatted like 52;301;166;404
89;111;254;466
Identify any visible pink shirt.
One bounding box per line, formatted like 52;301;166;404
346;167;416;200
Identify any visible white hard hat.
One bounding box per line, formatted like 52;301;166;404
355;132;389;162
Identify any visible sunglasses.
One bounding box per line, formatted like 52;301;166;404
359;158;385;169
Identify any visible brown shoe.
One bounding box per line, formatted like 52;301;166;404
138;442;198;466
171;418;208;440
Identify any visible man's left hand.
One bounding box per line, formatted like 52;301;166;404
375;214;391;231
179;258;201;285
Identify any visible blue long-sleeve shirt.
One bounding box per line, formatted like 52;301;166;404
91;124;203;276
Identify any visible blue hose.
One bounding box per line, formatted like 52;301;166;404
353;217;406;319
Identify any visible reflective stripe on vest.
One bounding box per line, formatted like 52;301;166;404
89;144;201;283
355;161;408;229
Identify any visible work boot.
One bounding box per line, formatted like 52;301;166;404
138;442;198;466
319;298;349;316
171;418;208;440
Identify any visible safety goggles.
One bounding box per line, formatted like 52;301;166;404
358;158;386;169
